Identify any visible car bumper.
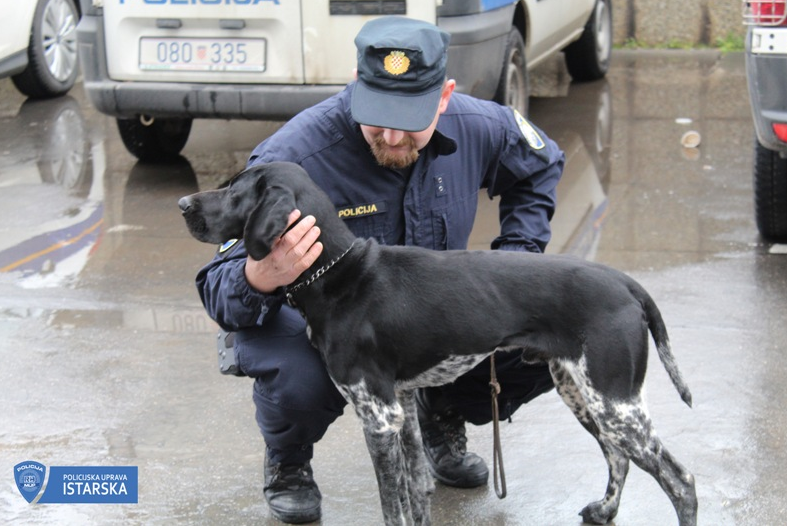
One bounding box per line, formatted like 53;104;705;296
746;27;787;154
76;15;343;120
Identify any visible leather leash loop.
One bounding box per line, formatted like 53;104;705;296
490;354;507;499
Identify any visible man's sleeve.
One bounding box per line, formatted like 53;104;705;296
195;239;285;332
488;109;565;254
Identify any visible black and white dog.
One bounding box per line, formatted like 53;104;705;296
179;162;697;526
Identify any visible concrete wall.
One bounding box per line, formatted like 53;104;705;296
610;0;746;46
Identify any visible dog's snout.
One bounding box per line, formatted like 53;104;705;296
178;196;193;213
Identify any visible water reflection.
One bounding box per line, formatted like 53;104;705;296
0;96;105;287
71;156;217;333
0;305;214;334
468;78;612;259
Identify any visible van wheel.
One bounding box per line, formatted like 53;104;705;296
494;28;528;116
564;0;612;82
117;117;193;162
12;0;80;99
754;139;787;241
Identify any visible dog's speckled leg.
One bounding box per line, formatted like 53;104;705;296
398;389;433;525
338;378;414;525
554;358;697;526
551;361;628;523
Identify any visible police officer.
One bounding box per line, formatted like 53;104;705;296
196;17;563;524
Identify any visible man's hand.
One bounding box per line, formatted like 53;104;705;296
244;209;323;293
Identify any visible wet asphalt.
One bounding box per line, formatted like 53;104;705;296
1;50;785;525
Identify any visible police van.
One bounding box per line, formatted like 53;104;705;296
76;0;611;161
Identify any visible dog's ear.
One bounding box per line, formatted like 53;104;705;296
244;185;296;260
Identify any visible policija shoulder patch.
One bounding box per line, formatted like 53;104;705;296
217;239;239;259
513;109;545;150
219;239;238;253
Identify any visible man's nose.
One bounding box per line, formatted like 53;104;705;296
382;128;405;145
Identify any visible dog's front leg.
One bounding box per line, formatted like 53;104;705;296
338;379;413;525
363;425;411;525
398;389;433;526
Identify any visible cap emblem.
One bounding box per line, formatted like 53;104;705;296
383;51;410;76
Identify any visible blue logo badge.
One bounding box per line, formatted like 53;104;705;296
219;239;238;253
513;108;546;150
14;461;46;503
13;462;138;504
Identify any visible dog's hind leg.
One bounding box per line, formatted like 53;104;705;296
398;389;433;525
597;407;697;525
550;362;630;524
556;359;698;526
606;418;697;526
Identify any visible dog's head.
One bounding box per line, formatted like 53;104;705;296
178;162;341;260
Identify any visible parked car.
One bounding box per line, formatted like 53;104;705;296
75;0;612;161
743;0;787;240
0;0;81;99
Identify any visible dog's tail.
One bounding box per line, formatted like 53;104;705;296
640;288;693;408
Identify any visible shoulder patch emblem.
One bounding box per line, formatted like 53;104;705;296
218;239;238;254
513;109;545;150
384;51;410;76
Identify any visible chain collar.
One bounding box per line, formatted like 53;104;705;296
286;241;357;307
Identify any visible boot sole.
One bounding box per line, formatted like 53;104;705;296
269;504;321;524
427;463;489;489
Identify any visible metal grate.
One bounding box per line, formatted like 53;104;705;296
743;1;787;26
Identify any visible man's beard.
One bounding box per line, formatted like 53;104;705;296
370;135;419;169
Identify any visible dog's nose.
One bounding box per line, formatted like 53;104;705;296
178;196;192;213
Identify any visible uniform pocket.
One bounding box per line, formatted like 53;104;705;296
430;192;479;250
338;201;389;243
432;212;449;250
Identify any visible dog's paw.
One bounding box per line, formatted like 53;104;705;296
579;500;618;525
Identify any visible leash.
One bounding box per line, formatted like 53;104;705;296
490;354;507;499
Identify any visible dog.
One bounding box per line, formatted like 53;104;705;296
179;162;698;526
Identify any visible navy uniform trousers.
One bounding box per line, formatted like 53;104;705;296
235;304;555;466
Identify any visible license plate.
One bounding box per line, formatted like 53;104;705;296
139;38;266;72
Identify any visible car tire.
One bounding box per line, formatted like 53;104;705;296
117;117;193;162
564;0;612;82
571;80;613;184
494;28;528;116
29;97;92;197
754;139;787;241
11;0;80;99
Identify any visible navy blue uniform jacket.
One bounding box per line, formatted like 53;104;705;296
197;84;564;331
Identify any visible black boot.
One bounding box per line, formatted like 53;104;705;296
264;455;321;524
417;391;489;488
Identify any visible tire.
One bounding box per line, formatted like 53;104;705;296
753;139;787;241
572;80;613;183
564;0;612;82
29;97;92;197
117;117;193;162
493;28;528;116
11;0;80;99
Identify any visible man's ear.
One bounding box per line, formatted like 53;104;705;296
244;185;296;260
438;79;456;115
